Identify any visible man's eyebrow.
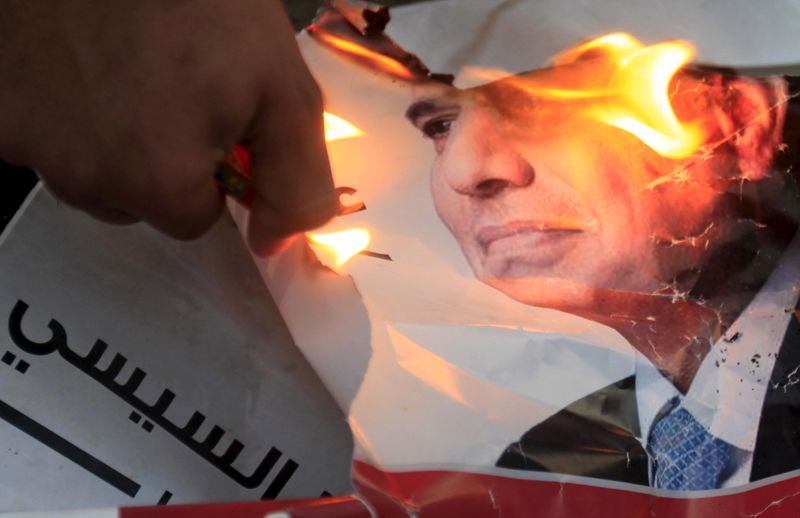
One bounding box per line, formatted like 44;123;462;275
405;98;459;125
405;100;439;125
471;81;536;114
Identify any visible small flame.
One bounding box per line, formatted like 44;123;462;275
309;115;366;268
307;229;371;267
550;32;642;67
575;34;704;158
324;112;364;142
313;31;416;80
473;33;704;158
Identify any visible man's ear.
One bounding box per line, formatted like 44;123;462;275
709;75;788;181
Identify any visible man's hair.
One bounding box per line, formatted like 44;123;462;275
689;85;800;303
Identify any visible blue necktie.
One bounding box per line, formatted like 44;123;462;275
649;404;733;490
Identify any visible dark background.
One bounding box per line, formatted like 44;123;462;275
0;0;429;235
282;0;428;28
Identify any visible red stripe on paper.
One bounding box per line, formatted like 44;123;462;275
117;463;800;517
120;496;369;518
352;461;800;518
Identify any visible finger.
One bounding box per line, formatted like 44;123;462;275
37;163;104;211
245;82;338;255
138;165;226;240
255;235;297;256
149;181;225;240
239;4;338;256
88;207;141;225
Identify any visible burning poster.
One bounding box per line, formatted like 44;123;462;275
227;0;800;515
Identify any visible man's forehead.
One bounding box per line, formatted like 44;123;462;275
405;62;642;128
468;77;540;113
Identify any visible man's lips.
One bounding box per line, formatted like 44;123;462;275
477;220;586;252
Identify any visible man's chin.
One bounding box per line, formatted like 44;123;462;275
484;276;598;312
484;275;712;326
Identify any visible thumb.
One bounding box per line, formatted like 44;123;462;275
245;81;338;256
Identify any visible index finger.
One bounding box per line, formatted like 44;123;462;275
245;80;339;255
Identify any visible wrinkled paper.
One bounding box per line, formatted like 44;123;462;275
0;188;353;512
230;0;800;506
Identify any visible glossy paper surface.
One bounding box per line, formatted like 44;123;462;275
232;1;800;515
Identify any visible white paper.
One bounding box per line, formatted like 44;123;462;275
234;0;800;482
0;190;353;512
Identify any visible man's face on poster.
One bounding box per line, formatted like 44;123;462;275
406;66;782;307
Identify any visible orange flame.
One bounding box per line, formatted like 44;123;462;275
313;115;368;268
573;33;703;158
307;229;372;267
324;112;364;142
313;31;416;80
471;33;704;158
273;114;369;268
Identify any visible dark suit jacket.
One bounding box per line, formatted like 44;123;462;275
496;305;800;485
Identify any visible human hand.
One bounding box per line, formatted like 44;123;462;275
0;0;337;254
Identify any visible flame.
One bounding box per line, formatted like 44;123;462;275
476;33;705;158
324;112;364;142
550;32;642;67
307;228;371;267
314;115;367;267
578;34;704;158
313;31;416;80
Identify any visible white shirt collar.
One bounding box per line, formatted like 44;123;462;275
636;232;800;452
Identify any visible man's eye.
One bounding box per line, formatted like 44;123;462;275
421;118;454;139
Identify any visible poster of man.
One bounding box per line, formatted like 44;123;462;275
405;42;800;489
235;3;800;504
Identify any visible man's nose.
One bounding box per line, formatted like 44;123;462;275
439;113;534;197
